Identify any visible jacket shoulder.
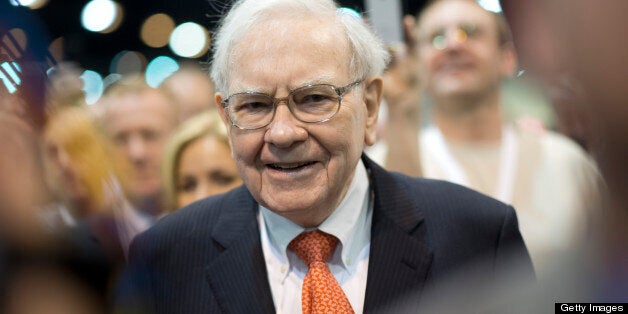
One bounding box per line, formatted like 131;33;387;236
130;185;252;256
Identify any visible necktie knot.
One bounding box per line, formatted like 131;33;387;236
289;230;338;267
288;230;354;314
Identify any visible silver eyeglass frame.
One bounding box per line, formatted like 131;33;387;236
221;79;363;130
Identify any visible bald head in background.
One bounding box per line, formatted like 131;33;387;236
160;65;216;122
100;76;179;217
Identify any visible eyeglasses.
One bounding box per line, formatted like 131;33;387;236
221;80;363;130
422;23;482;50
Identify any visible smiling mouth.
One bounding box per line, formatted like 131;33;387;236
267;161;316;171
439;60;473;72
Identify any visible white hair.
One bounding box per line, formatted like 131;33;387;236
209;0;390;93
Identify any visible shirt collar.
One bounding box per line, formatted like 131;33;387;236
260;159;371;269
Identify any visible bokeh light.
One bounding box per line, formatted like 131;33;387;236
145;56;179;88
110;50;147;75
103;73;122;90
47;37;64;68
9;0;49;9
168;22;209;58
0;62;22;94
477;0;502;13
140;13;175;48
81;0;123;33
80;70;104;105
2;28;28;60
337;7;362;21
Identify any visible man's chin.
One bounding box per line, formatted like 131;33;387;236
434;85;481;100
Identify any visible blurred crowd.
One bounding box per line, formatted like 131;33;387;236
0;0;626;312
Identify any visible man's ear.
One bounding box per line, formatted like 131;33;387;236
215;93;234;143
500;43;519;77
363;77;383;146
215;93;230;128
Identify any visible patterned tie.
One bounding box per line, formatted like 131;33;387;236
288;230;354;314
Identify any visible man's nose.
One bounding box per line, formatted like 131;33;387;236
55;147;73;170
443;29;468;50
264;104;308;148
126;135;147;162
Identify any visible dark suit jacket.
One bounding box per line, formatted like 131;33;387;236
118;156;533;313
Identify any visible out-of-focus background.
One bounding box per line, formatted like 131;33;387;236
2;0;426;91
3;0;554;130
6;0;500;100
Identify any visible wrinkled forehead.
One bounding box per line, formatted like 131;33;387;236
226;15;352;90
103;91;178;127
417;0;497;35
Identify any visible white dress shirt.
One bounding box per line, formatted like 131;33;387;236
259;159;373;314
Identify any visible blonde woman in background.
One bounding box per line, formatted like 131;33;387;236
43;106;150;260
162;110;242;211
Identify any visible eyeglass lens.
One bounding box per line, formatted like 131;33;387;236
429;23;478;50
227;84;341;129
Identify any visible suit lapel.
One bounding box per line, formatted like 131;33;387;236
363;156;434;313
205;187;275;313
202;158;433;313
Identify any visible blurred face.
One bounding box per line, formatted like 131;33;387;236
417;0;514;99
43;140;87;201
165;71;215;121
0;114;50;242
216;16;381;227
103;90;178;202
176;135;241;207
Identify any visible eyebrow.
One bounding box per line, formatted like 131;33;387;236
423;20;486;32
230;75;339;95
298;75;336;87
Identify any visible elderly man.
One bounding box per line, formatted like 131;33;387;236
122;0;533;312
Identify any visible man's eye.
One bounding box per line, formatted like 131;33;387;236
234;100;272;113
432;34;447;50
114;133;128;145
142;130;160;141
460;23;478;37
298;93;333;104
428;28;446;43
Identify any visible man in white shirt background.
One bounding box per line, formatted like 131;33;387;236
368;0;600;274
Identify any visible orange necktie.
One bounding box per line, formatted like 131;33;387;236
288;230;355;314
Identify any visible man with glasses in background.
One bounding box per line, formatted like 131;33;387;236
120;0;533;312
371;0;600;275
